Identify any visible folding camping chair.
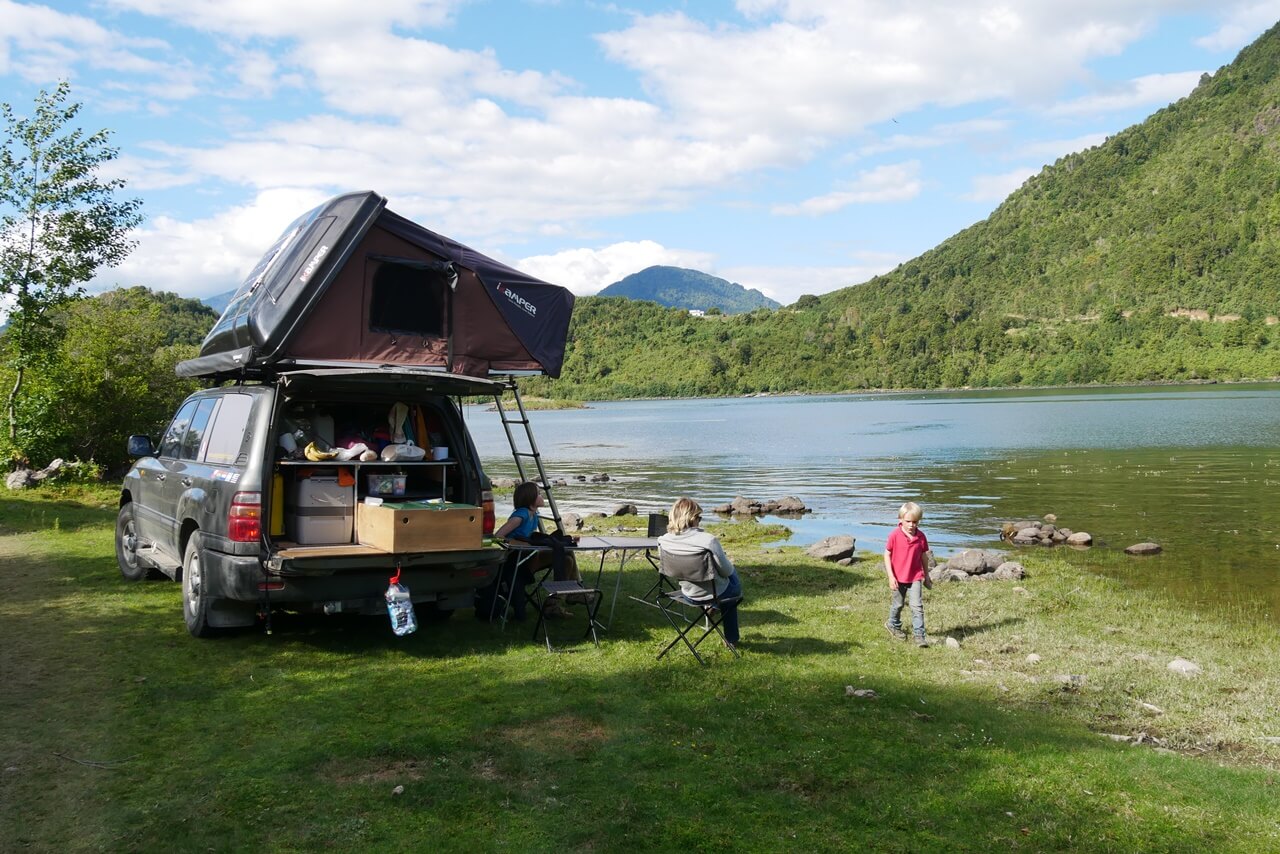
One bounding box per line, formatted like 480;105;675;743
655;548;743;664
627;514;676;609
531;578;604;652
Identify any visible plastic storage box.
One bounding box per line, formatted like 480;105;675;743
285;473;354;544
366;472;407;496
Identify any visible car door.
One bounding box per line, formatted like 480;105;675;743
151;396;220;563
132;398;199;557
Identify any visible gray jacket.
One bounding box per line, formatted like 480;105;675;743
657;528;737;601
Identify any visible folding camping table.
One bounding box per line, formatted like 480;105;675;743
496;536;660;634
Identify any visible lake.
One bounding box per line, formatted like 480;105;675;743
464;383;1280;622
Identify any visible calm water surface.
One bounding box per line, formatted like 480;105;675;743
464;384;1280;622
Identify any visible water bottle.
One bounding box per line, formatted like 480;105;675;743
385;571;417;636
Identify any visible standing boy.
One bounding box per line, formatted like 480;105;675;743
884;501;932;647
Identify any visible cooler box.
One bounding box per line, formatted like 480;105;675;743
286;473;354;544
357;501;482;552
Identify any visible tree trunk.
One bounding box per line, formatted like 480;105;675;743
7;365;22;442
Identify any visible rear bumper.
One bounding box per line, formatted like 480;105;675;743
202;547;505;607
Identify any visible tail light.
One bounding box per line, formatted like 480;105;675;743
228;491;262;542
481;488;495;536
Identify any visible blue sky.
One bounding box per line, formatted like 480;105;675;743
2;1;1278;306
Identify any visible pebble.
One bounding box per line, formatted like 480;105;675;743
1167;657;1202;677
1025;653;1041;665
944;637;961;649
392;785;405;796
845;686;878;699
1138;701;1165;716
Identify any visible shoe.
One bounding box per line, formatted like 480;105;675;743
915;635;928;648
884;621;907;641
542;602;572;619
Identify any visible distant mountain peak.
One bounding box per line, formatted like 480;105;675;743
598;265;779;314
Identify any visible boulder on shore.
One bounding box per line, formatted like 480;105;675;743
806;535;855;562
945;549;1004;575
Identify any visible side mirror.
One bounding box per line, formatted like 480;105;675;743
127;435;156;457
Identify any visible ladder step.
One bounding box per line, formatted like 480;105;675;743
513;451;540;458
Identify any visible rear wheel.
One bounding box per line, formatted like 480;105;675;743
115;503;152;581
182;533;218;637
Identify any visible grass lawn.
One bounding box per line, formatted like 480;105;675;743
2;486;1278;852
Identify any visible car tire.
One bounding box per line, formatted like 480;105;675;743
115;503;156;581
182;532;218;638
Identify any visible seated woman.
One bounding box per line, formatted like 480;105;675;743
494;481;576;618
657;497;743;649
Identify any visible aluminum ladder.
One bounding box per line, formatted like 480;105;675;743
493;378;564;533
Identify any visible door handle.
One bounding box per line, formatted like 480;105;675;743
156;473;166;482
181;478;193;487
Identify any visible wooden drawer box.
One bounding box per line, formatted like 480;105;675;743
357;501;482;552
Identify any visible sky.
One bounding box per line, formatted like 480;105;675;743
2;1;1279;308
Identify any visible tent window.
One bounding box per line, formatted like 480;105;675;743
369;260;447;338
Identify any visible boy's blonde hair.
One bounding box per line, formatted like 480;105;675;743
898;501;923;521
667;497;702;534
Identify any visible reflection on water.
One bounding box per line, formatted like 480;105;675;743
465;384;1280;621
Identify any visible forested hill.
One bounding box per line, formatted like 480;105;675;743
521;24;1280;400
597;265;780;313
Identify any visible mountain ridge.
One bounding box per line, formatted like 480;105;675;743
597;265;780;313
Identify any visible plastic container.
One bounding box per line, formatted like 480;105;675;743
366;472;406;496
385;578;417;636
285;473;354;544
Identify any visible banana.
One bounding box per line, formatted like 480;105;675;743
303;441;338;461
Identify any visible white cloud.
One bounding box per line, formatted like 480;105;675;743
0;0;176;83
596;3;1166;144
964;167;1037;202
96;187;331;298
1195;1;1280;51
516;241;717;295
1044;71;1204;117
772;162;922;216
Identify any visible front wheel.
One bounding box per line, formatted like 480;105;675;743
182;533;218;638
115;503;153;581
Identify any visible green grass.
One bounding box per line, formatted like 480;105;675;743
2;487;1279;851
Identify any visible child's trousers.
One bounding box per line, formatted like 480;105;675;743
889;580;925;638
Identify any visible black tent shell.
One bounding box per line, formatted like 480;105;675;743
177;191;575;380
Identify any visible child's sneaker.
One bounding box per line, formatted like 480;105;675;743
884;620;907;641
914;634;928;648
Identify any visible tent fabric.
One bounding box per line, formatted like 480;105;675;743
177;191;574;380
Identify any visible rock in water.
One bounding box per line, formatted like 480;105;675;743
1125;542;1163;555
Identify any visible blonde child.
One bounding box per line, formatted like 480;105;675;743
883;501;932;647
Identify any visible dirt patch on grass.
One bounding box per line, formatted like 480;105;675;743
325;758;429;785
501;713;610;757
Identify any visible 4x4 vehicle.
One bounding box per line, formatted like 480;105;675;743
117;369;507;636
116;191;574;636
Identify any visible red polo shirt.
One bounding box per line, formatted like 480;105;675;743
886;525;929;583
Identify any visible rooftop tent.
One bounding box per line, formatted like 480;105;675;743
176;191;575;379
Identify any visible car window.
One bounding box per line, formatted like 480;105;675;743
204;394;254;465
158;400;199;459
180;398;219;461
